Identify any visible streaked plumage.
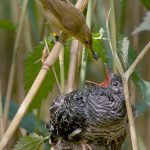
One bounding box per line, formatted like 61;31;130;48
46;70;127;150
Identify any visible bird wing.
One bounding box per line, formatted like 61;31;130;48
40;0;61;21
47;0;86;33
49;90;88;141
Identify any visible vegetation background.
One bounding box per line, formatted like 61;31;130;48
0;0;150;149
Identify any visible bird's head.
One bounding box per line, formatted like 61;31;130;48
86;65;126;121
102;69;124;98
86;64;123;93
80;25;93;48
78;25;99;60
108;71;123;94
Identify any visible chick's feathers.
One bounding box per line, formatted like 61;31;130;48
47;74;126;144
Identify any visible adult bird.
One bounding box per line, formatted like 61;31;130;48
39;0;99;60
46;66;127;150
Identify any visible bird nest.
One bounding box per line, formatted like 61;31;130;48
50;138;123;150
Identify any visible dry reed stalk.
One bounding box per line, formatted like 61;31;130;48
67;40;80;92
122;41;150;150
107;5;150;149
3;0;29;129
59;48;65;93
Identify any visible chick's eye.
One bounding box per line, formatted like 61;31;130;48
112;81;119;87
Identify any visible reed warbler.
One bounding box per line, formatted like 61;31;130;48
39;0;99;60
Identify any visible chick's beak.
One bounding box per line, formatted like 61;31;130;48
99;67;111;87
85;64;111;87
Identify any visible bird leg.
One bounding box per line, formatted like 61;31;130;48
81;144;86;150
85;144;93;150
80;141;92;150
41;45;49;63
33;37;49;65
55;138;63;150
49;138;57;150
51;147;57;150
81;144;92;150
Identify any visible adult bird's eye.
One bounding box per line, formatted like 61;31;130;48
84;40;89;44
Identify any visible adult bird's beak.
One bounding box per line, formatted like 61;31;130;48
90;48;99;61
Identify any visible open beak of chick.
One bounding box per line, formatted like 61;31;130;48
86;64;111;87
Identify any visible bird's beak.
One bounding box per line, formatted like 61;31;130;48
99;66;111;87
85;64;111;87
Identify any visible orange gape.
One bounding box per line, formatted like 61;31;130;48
86;65;111;87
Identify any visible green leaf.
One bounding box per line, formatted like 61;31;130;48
12;134;44;150
24;38;70;111
140;0;150;10
92;38;109;63
119;39;150;106
132;75;150;106
127;47;150;106
0;19;16;31
120;37;129;67
2;97;46;134
24;41;55;111
135;100;149;116
25;44;49;111
93;28;108;40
